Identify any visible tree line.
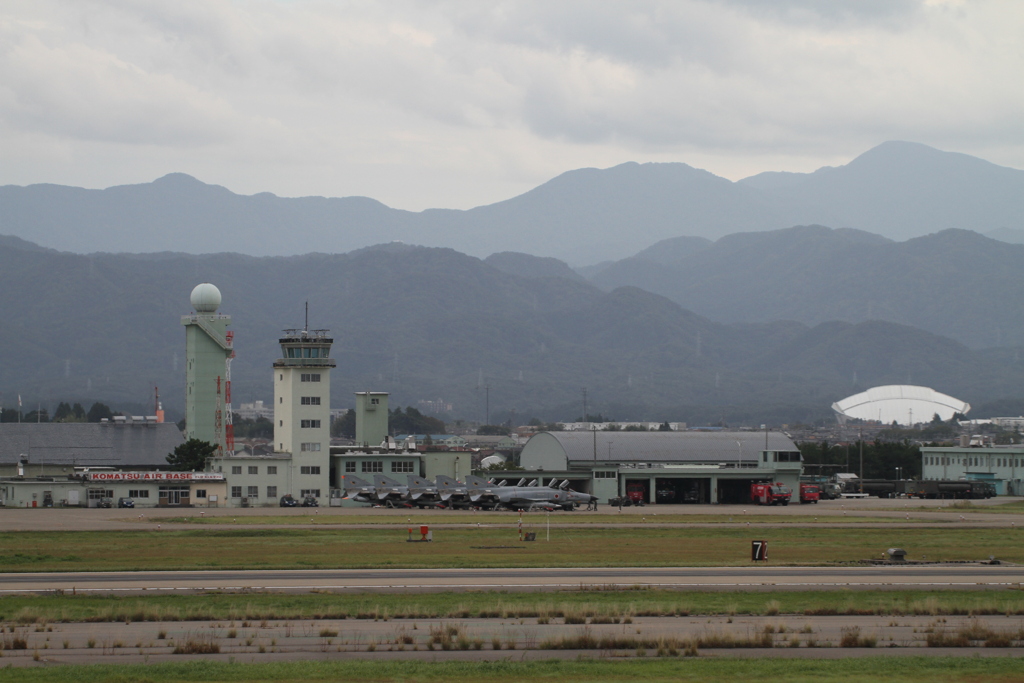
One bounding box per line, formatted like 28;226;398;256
0;401;116;423
797;440;931;480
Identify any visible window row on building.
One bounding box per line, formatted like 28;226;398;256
341;460;415;473
925;455;1021;467
230;465;279;475
231;485;279;499
285;347;327;359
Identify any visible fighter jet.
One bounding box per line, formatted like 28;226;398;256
340;475;377;503
435;475;471;508
373;474;411;506
464;475;594;511
406;475;443;508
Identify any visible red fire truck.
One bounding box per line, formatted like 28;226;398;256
609;482;647;507
799;483;821;504
751;482;792;506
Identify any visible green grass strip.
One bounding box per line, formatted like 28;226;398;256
4;589;1024;624
2;657;1024;683
1;525;1020;572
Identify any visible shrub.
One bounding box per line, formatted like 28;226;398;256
173;635;219;655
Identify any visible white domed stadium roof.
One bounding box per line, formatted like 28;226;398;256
832;385;970;425
480;454;507;469
190;283;222;313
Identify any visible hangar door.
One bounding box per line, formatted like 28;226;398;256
717;478;756;505
655;478;710;504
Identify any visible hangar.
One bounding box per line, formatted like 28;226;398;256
0;418;194;507
519;430;803;504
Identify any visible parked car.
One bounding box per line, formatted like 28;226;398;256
301;495;319;507
279;494;298;507
117;497;135;508
97;497;113;508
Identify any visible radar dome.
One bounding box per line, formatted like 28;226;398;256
190;283;222;313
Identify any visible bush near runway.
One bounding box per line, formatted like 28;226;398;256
0;526;1020;572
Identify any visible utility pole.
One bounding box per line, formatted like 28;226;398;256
485;384;490;426
859;427;864;493
581;387;588;423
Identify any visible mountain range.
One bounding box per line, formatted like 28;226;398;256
2;233;1024;426
2;141;1023;265
584;226;1024;350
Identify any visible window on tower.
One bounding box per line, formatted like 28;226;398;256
301;420;321;429
301;373;321;382
301;396;321;405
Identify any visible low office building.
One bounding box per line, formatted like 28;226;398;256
920;444;1023;495
208;453;294;506
519;430;803;504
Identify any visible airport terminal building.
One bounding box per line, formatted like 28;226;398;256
519;430;803;504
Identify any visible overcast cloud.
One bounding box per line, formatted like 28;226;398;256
1;0;1021;210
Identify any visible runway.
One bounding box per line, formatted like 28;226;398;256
2;564;1020;594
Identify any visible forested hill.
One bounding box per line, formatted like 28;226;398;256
587;226;1024;350
2;236;1023;425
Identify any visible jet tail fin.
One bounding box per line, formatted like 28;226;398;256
374;474;403;488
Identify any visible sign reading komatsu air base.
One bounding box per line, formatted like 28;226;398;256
84;472;224;482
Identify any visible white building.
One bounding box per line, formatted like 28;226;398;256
273;328;335;502
832;385;970;426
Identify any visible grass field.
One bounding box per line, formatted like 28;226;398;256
2;658;1024;683
0;526;1019;572
3;589;1024;624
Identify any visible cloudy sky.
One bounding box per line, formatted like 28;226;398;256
2;1;1022;210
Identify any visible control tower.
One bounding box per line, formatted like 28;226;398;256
181;283;235;455
274;320;335;498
